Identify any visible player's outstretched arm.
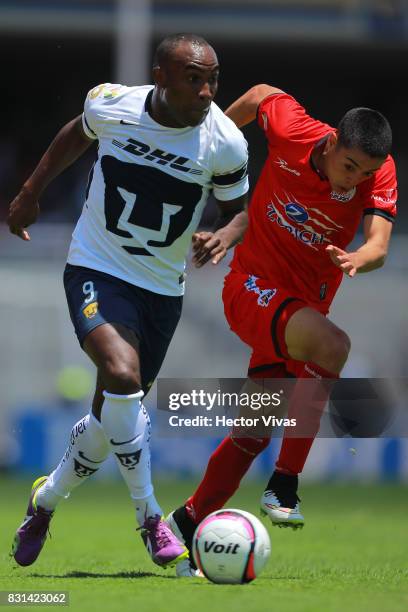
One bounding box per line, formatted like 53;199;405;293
225;84;284;128
326;215;392;277
192;195;248;268
7;116;94;240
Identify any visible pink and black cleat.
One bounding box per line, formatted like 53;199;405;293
139;514;189;568
12;476;54;566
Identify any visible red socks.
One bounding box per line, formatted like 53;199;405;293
186;435;270;524
275;362;338;475
185;363;338;523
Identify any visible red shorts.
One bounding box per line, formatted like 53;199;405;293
223;270;316;378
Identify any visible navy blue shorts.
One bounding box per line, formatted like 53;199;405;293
63;264;183;394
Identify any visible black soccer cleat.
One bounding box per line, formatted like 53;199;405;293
260;471;304;529
166;506;202;577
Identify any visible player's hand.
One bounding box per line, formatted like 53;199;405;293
7;188;40;241
192;231;228;268
326;245;359;278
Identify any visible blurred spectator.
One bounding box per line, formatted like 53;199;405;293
370;0;406;37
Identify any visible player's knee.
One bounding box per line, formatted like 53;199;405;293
329;328;351;367
316;328;351;373
101;361;141;394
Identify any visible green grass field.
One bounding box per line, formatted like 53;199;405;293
0;477;407;612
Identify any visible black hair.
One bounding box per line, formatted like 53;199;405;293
153;33;211;67
337;107;392;158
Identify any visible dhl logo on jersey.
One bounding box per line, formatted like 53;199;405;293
267;195;343;251
83;302;99;319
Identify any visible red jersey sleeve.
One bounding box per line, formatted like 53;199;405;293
362;155;397;223
257;93;331;145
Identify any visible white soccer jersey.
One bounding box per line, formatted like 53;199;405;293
67;83;249;296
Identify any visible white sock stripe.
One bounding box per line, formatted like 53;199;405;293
102;390;144;401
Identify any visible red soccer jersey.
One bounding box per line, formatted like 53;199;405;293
231;93;397;312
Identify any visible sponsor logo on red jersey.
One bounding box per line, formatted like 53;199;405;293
266;195;343;250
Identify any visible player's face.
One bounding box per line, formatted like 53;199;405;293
326;145;386;193
156;42;219;127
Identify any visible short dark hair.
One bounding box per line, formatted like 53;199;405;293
153;33;211;67
337;107;392;158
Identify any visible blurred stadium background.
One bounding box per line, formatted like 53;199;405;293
1;0;407;483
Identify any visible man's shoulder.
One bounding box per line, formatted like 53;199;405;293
85;83;153;110
207;102;247;150
259;93;332;143
83;84;154;136
209;102;242;131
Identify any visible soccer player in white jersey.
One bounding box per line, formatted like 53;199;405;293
7;34;249;570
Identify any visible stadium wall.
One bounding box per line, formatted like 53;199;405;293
0;225;407;482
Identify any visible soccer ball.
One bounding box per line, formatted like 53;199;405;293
192;508;271;584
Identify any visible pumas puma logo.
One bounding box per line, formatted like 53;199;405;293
115;449;142;470
74;459;99;478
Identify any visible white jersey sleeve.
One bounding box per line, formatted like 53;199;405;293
211;111;249;202
82;83;127;140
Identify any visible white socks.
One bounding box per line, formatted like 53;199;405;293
35;390;161;525
101;390;162;525
36;413;110;511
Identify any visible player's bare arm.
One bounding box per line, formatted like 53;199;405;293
326;214;392;277
7;116;94;241
192;194;248;268
224;84;284;128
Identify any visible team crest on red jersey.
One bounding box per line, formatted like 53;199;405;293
330;187;356;203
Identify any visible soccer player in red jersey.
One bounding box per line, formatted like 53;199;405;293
167;84;397;576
